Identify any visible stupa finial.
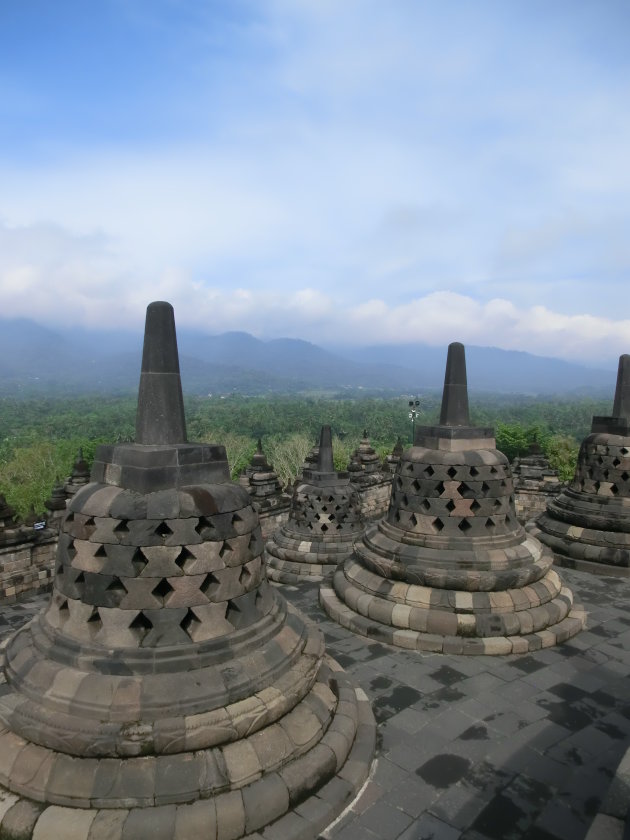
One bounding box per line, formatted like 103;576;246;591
439;342;470;426
317;425;335;473
612;354;630;421
135;301;187;445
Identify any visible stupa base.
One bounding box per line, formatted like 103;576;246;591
265;536;354;584
0;657;375;840
529;518;630;577
320;560;586;655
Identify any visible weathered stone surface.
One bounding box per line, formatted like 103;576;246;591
265;426;364;584
532;353;630;575
322;342;584;654
0;301;374;839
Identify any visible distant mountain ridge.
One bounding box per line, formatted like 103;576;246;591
0;316;617;397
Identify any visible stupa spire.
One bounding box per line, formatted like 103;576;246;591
135;300;187;445
612;354;630;420
439;341;470;426
317;424;335;473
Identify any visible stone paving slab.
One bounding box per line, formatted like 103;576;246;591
2;567;630;839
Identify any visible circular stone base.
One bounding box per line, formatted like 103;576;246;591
0;659;375;840
529;518;630;577
320;565;585;656
266;558;338;584
265;532;355;584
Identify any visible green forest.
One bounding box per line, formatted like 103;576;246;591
0;391;611;518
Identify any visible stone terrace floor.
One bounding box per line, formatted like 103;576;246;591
1;567;630;840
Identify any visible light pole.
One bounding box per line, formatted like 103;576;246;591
408;398;420;444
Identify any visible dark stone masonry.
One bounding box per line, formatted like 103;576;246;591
321;343;585;655
239;440;291;540
512;443;564;526
347;431;393;521
0;302;374;839
531;353;630;576
265;426;364;584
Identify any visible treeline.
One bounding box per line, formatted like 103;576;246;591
0;392;611;517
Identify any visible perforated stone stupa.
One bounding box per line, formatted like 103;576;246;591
0;302;374;839
530;354;630;576
239;439;291;538
265;426;364;584
321;343;584;655
347;431;392;521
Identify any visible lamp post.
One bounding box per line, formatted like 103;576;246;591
408;398;420;444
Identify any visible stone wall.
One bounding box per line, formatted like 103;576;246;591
0;534;57;602
514;480;563;526
356;480;392;521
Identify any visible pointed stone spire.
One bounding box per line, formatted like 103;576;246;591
135;301;187;445
439;342;470;426
316;424;335;473
612;354;630;420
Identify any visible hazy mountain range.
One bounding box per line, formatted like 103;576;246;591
0;317;617;398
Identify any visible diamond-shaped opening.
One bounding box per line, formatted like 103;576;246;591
447;466;457;478
114;520;130;534
106;577;127;595
335;504;341;511
621;447;629;456
594;481;601;492
86;608;102;634
321;523;329;532
412;479;421;492
231;513;243;524
490;467;498;474
494;498;502;509
329;513;336;521
421;499;431;511
200;572;220;597
58;598;69;616
446;499;456;512
436;481;445;495
175;547;195;570
66;539;77;560
622;472;629;481
308;522;314;530
433;517;444;532
219;541;233;558
424;466;435;477
327;495;335;502
458;519;472;532
459;482;474;498
470;466;479;476
410;513;418;527
239;565;253;587
321;505;328;513
395;511;401;522
314;512;321;521
180;608;200;639
195;516;215;538
248;532;260;553
152;578;174;603
94;545;107;557
485;517;495;529
611;484;619;495
481;482;490;494
471;499;481;512
155;521;174;538
129;611;153;637
84;517;96;535
402;494;409;507
613;458;621;467
56;563;64;576
406;463;414;472
131;549;148;575
336;523;343;530
75;571;85;588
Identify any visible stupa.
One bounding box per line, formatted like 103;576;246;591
265;426;364;583
239;440;291;538
530;354;630;576
64;448;91;500
0;496;56;603
512;443;563;525
321;343;584;654
0;302;374;839
44;480;69;532
383;438;404;474
347;431;392;521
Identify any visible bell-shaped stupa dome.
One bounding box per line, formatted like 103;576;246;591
530;354;630;575
0;302;374;839
321;342;584;654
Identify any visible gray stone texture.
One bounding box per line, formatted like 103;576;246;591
265;426;365;584
0;302;374;839
532;353;630;575
322;342;584;654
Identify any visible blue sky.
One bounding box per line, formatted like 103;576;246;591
1;0;629;364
